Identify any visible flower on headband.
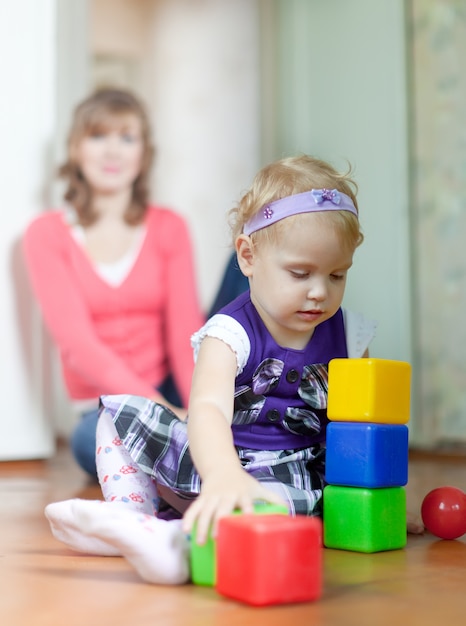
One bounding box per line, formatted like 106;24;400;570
311;188;341;205
263;207;273;219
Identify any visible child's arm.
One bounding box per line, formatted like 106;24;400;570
182;336;285;543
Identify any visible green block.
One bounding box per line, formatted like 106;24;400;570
247;502;289;516
190;524;216;586
323;485;407;553
190;502;288;586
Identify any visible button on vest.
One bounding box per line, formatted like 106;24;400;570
266;409;280;422
286;369;299;383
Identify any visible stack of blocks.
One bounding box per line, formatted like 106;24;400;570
324;358;411;553
190;503;323;606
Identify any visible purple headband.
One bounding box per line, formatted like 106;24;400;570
243;188;358;236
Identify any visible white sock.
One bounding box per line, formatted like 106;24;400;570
73;499;190;585
45;499;122;556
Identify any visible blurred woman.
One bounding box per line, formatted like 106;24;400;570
23;88;204;478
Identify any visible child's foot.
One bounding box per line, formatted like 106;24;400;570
45;499;121;556
73;500;190;585
407;511;425;535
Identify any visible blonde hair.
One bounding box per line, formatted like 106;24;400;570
229;155;363;250
58;88;155;226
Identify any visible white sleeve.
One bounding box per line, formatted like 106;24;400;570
190;314;251;375
342;308;378;358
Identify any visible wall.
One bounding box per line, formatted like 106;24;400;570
410;0;466;447
0;1;90;457
0;1;57;458
90;0;154;99
263;0;412;365
150;0;262;309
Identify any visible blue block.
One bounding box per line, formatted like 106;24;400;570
325;422;408;488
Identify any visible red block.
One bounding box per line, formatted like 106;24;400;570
216;514;322;606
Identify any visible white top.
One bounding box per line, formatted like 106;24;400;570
71;223;146;287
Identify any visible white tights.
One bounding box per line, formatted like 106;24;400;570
95;409;159;515
44;407;190;584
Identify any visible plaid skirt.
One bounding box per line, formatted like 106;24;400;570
100;394;326;517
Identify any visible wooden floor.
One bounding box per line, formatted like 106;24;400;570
1;445;466;626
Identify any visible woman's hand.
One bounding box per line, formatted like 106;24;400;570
150;395;188;422
169;405;188;421
182;467;287;544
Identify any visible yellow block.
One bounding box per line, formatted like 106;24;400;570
327;358;411;424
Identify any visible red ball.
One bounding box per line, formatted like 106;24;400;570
421;486;466;540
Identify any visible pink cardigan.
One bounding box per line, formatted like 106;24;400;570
23;206;204;406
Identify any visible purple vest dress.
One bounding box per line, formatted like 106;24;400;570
218;291;348;452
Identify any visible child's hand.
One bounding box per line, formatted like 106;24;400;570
182;468;287;544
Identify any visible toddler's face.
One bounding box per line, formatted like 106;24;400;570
248;213;354;349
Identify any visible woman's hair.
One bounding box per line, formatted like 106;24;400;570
229;154;363;250
58;88;155;226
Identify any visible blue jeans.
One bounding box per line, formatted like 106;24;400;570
69;376;182;479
